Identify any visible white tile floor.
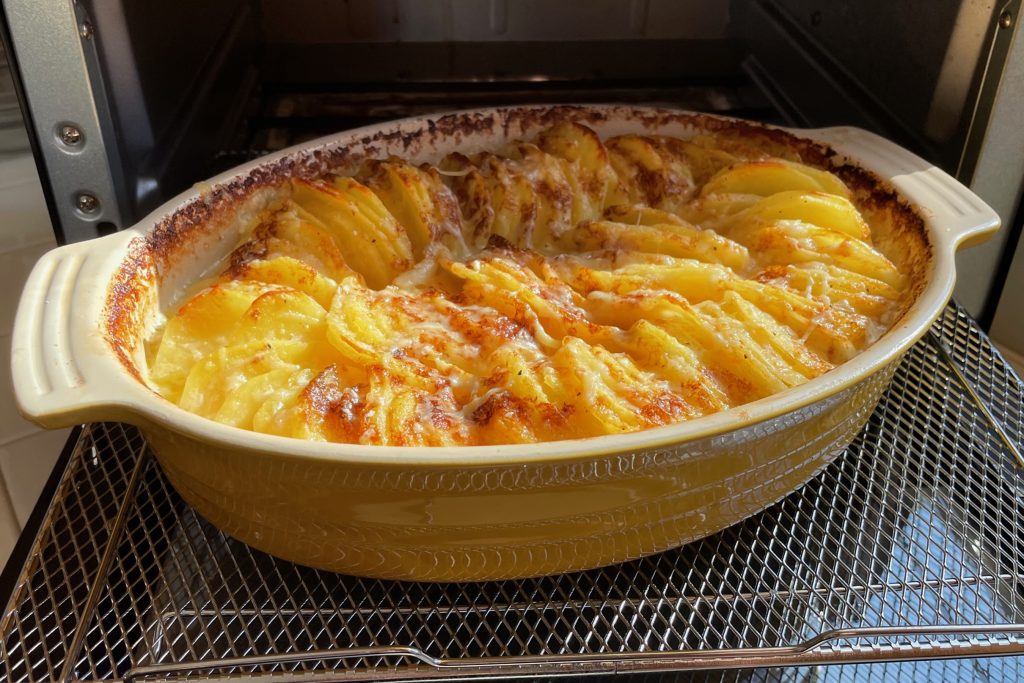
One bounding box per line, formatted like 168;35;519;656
0;429;68;525
0;152;67;569
994;341;1024;379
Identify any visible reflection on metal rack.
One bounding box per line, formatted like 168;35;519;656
2;302;1024;682
926;328;1024;469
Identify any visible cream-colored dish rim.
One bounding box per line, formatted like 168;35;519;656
12;105;1000;465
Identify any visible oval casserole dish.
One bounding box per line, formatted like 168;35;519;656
12;106;999;581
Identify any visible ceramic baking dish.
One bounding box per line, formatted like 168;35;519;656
11;106;999;581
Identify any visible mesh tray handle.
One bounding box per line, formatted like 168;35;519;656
806;126;1000;251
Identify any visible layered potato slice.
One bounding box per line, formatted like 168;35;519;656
177;288;330;424
659;135;740;186
436;152;494;248
438;143;580;251
440;152;537;248
503;142;577;248
692;161;903;292
732;219;902;288
359;366;470;446
325;277;476;394
610;320;729;414
572;218;750;272
226;256;338;309
228;205;358;283
464;344;566;444
683;160;854;226
147;120;913;446
719;191;871;241
290;177;413;288
585;291;811;404
537;121;616;226
150;280;274;402
700;159;852;199
755;263;902;320
604;134;697;210
550;337;695;434
440;250;598;349
469;336;694;444
357;159;467;258
601;205;750;270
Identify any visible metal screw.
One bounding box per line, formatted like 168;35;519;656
79;21;93;39
76;193;100;214
59;125;82;146
999;10;1013;28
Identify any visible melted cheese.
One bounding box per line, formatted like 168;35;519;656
146;123;909;446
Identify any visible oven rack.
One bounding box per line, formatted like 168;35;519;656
2;301;1024;682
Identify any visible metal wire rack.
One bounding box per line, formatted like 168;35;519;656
2;301;1024;682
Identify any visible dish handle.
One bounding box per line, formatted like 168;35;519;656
805;126;1000;252
11;234;144;429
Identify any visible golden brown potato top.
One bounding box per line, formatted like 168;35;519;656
147;122;908;446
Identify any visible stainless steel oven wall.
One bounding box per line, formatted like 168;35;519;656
259;0;730;42
2;0;128;244
1;0;258;244
986;21;1024;359
258;0;737;86
84;1;258;229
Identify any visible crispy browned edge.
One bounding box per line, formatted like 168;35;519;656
103;105;931;385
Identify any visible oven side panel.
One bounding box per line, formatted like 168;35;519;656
1;0;258;243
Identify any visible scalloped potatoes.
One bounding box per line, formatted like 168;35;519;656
146;122;908;445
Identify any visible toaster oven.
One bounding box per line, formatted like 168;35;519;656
1;1;1023;681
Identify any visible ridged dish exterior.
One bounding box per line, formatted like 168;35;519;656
145;363;895;582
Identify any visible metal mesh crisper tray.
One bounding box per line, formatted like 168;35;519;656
2;302;1024;682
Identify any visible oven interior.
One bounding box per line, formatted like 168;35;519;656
2;2;1024;681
